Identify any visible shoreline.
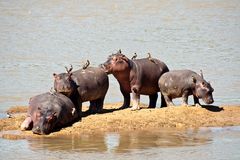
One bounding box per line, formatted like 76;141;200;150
0;103;240;139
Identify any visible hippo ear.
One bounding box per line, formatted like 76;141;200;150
192;76;197;83
118;49;122;54
53;73;60;80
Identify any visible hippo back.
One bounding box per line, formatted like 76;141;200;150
132;58;169;94
71;67;109;102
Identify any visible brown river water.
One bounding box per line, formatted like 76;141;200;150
0;0;240;159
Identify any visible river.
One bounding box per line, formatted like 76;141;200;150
0;127;240;160
0;0;239;159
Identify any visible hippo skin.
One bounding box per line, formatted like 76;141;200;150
158;69;214;107
53;66;109;115
20;92;78;135
101;50;169;110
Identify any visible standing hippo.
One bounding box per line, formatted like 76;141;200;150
53;61;109;115
158;70;214;107
101;50;169;110
20;92;78;135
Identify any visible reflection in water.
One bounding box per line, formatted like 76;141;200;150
0;127;240;160
105;133;120;152
26;129;210;153
115;129;211;153
28;134;108;152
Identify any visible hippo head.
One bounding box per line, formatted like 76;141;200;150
192;76;214;104
53;73;76;97
101;50;130;74
32;107;58;135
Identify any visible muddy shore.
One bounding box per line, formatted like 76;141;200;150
0;103;240;139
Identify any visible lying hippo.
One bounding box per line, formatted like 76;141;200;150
21;92;78;135
158;69;214;107
53;61;109;114
101;50;169;110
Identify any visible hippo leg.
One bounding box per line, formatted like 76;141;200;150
119;86;130;109
160;93;167;107
71;94;82;118
163;95;174;107
148;93;158;108
21;117;33;131
131;92;140;110
96;97;105;113
89;100;98;114
78;102;82;119
181;92;189;106
193;95;201;107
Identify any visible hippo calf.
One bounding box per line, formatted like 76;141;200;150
21;92;78;135
53;62;109;115
101;50;169;110
158;70;214;107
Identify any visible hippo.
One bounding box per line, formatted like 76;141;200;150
101;50;169;110
20;92;78;135
53;61;109;115
158;69;214;107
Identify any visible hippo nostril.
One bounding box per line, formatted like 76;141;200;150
32;126;41;134
207;98;214;104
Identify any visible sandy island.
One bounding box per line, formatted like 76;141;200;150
0;103;240;139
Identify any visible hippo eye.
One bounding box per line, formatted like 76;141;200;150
56;76;60;80
202;82;205;86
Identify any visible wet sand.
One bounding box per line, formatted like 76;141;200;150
0;103;240;139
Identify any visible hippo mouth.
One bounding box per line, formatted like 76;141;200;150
57;89;71;93
203;97;214;104
32;125;53;135
32;126;48;135
56;89;72;96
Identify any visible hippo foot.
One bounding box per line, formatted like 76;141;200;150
85;109;97;114
20;117;33;131
20;125;27;131
119;105;129;110
195;103;202;108
166;103;175;107
181;103;189;107
130;106;140;111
